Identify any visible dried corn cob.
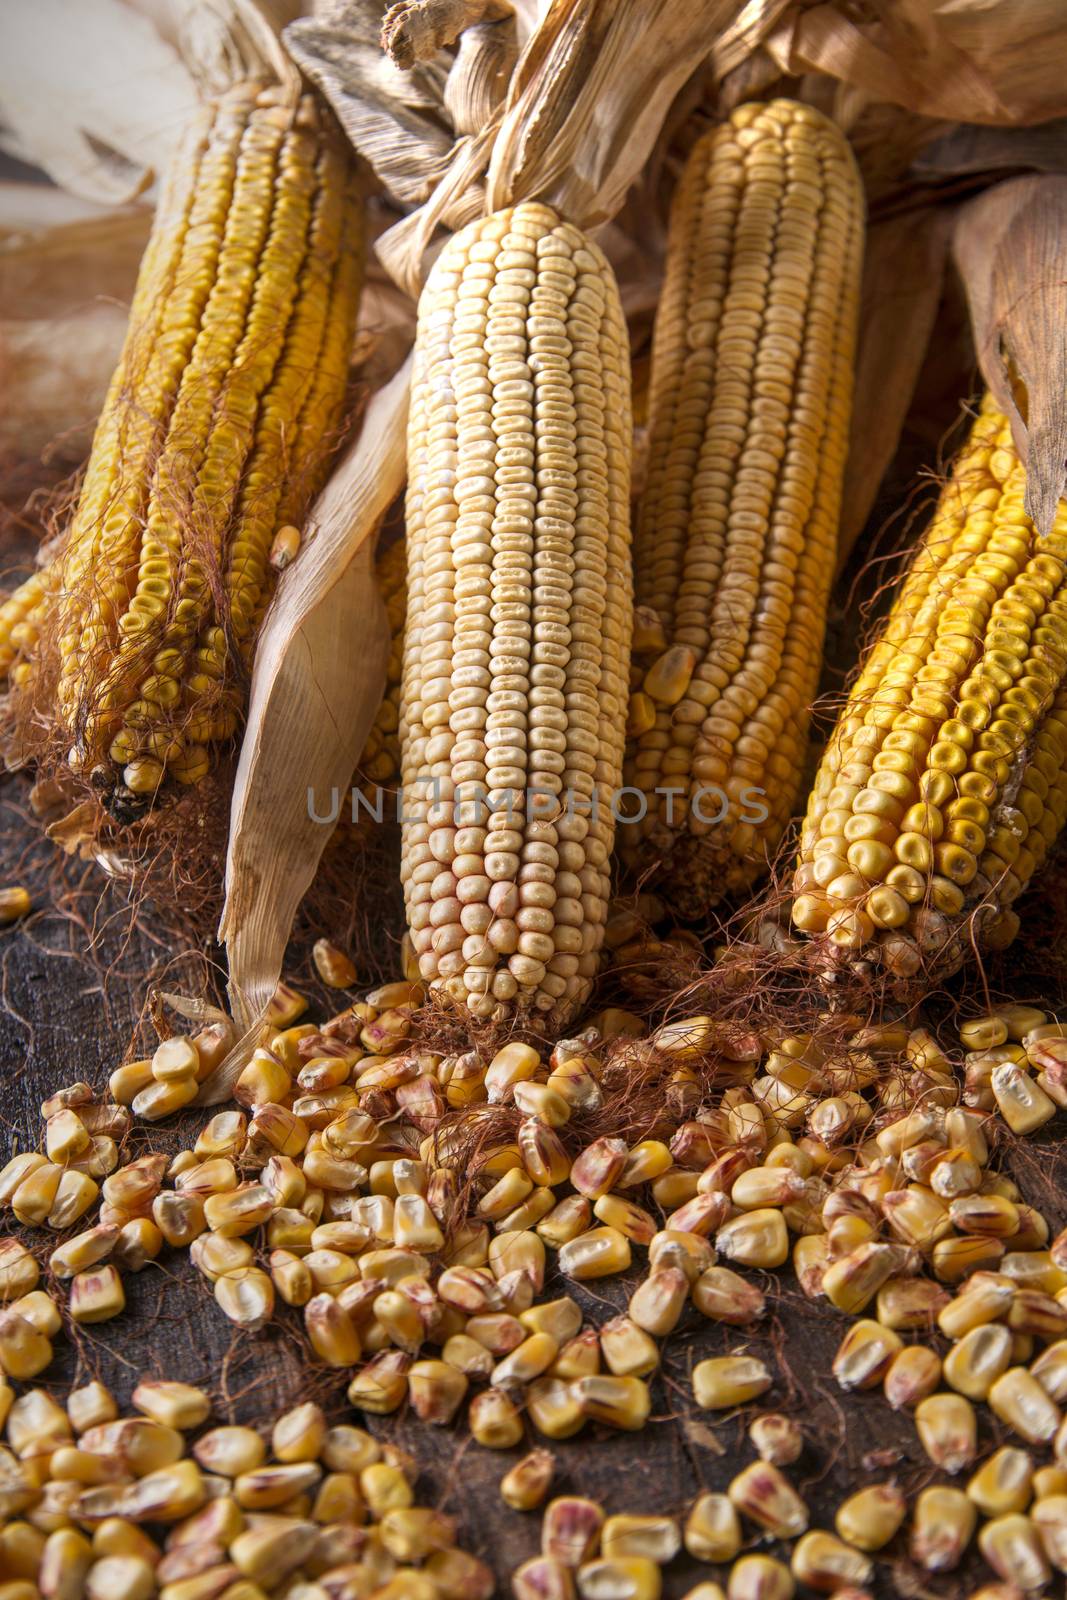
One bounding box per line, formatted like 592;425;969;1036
0;82;363;816
621;99;863;915
792;396;1067;977
400;201;633;1027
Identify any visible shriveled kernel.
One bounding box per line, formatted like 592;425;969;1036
501;1449;555;1511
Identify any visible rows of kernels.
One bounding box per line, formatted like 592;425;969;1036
623;98;863;913
4;86;364;803
400;200;633;1028
793;396;1067;977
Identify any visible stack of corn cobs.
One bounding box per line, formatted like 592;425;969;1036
6;41;1067;1600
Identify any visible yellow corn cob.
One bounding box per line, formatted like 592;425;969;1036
621;99;863;915
400;201;633;1027
0;83;362;816
792;395;1067;977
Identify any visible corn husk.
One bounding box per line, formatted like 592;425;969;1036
837;206;952;572
213;360;411;1086
953;174;1067;537
0;190;150;463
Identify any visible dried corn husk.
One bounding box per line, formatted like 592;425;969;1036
216;360;411;1077
837;206;952;571
954;174;1067;537
0;0;298;204
0;191;150;462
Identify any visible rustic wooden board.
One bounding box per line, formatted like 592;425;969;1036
5;782;1067;1600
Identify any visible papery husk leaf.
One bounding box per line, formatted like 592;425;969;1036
374;122;498;298
214;358;412;1095
131;0;302;98
485;0;745;228
0;0;299;205
763;0;1067;126
914;118;1067;183
0;0;198;203
444;17;517;133
837;206;951;573
285;4;457;210
380;0;512;69
953;174;1067;537
0;195;150;462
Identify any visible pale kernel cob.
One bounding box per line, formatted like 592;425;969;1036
621;99;864;916
400;201;633;1028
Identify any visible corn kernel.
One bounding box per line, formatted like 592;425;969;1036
693;1355;772;1411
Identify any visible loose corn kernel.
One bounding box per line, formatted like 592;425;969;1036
70;1265;125;1324
684;1492;741;1564
559;1228;631;1281
600;1516;680;1565
0;1312;52;1380
0;887;30;924
749;1413;803;1467
992;1064;1057;1134
407;1360;467;1425
572;1374;650;1431
790;1530;872;1593
943;1323;1014;1400
967;1446;1034;1518
0;1243;40;1303
915;1392;977;1473
468;1387;523;1449
575;1557;661;1600
132;1382;210;1431
193;1426;266;1478
715;1210;788;1269
527;1376;585;1440
542;1498;605;1567
693;1266;765;1325
989;1366;1062;1444
1029;1494;1067;1574
834;1484;905;1552
978;1513;1050;1591
598;1318;658;1380
67;1383;117;1434
501;1449;555;1511
629;1268;688;1337
214;1268;274;1332
725;1554;794;1600
728;1462;808;1538
513;1557;576;1600
693;1356;772;1411
305;1295;361;1367
911;1485;976;1571
832;1320;902;1390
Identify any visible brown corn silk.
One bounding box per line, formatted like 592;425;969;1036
0;82;363;818
400;201;633;1031
792;393;1067;980
620;99;864;917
